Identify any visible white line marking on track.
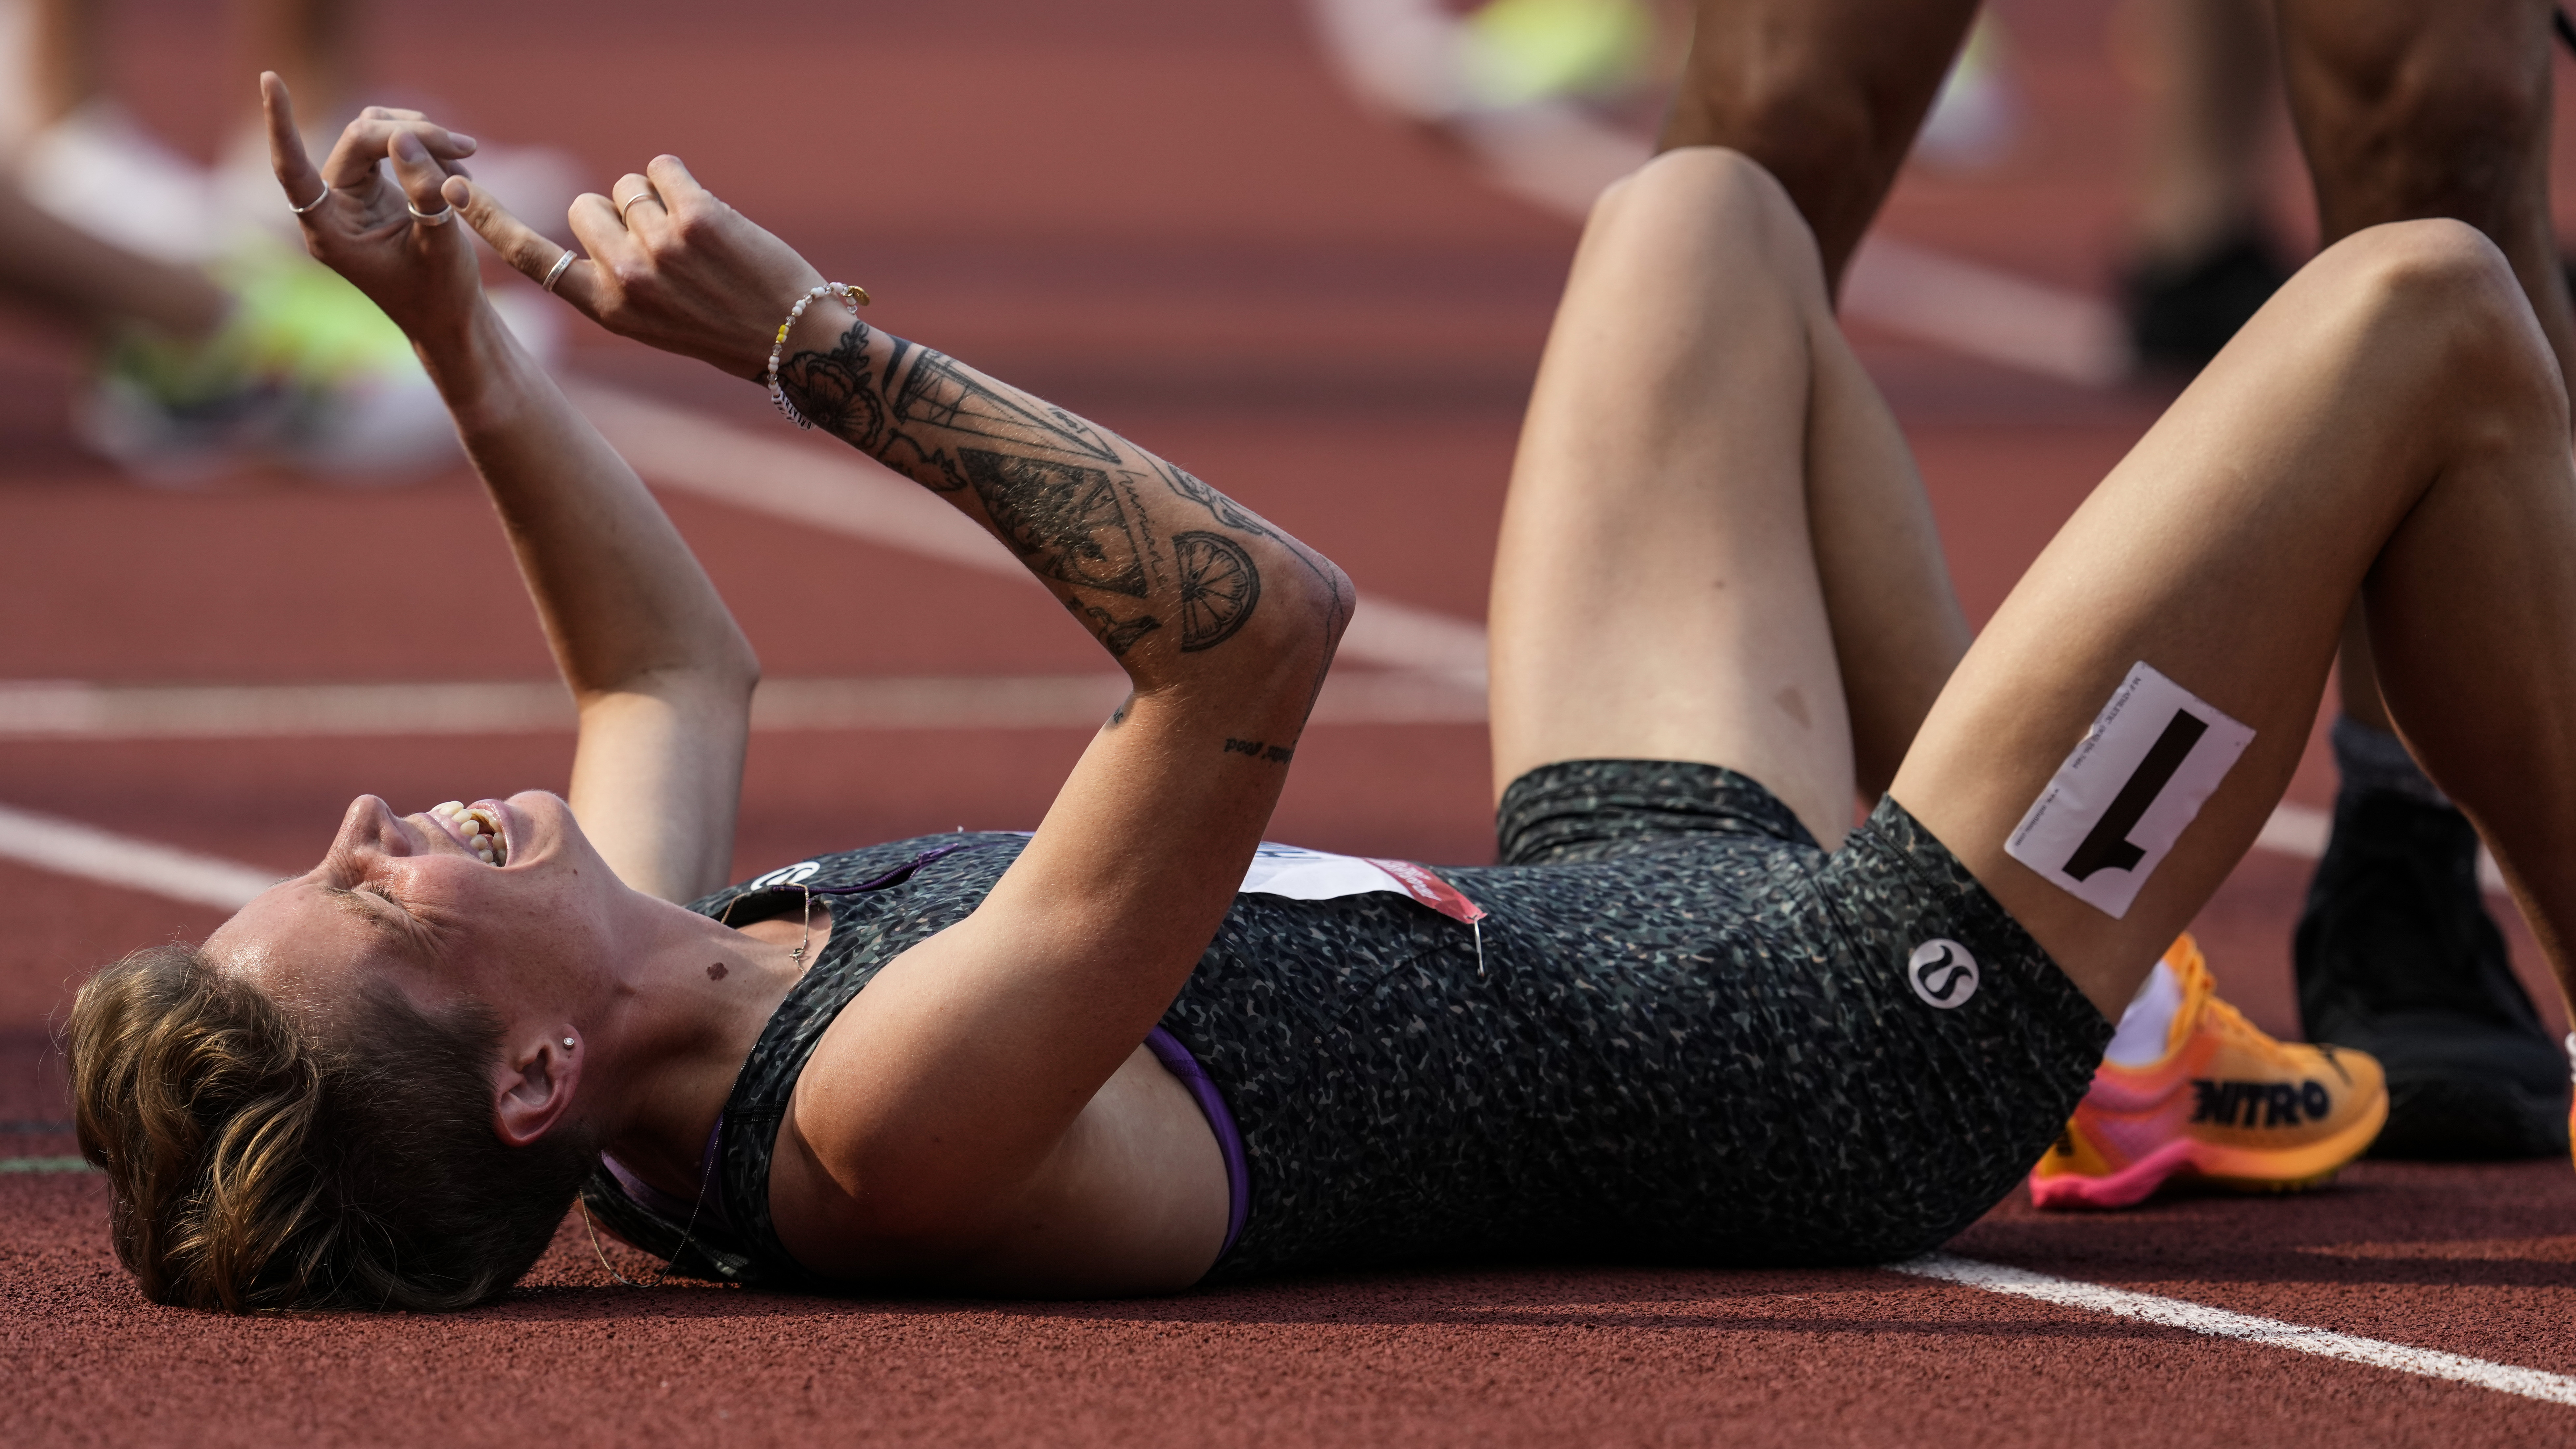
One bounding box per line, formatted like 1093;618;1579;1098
562;380;1492;687
1894;1253;2576;1407
0;1157;95;1175
0;801;278;910
0;671;1490;739
1843;238;2129;386
0;680;2440;882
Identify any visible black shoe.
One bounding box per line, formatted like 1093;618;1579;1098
2120;231;2290;375
2295;790;2569;1159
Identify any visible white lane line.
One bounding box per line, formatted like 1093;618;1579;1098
1894;1253;2576;1407
0;671;1490;739
562;380;1492;688
0;679;574;738
0;1157;94;1175
1843;237;2129;386
0;680;2418;879
0;801;278;910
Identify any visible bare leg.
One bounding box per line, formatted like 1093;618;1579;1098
2128;0;2279;267
1487;148;1968;842
1894;221;2576;1016
1655;0;1980;293
2277;0;2572;402
2276;0;2573;729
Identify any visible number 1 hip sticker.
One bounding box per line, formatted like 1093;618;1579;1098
2004;661;2255;919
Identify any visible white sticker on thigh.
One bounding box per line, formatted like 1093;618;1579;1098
2004;661;2255;919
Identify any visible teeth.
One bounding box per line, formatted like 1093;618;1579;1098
427;801;507;865
464;807;507;866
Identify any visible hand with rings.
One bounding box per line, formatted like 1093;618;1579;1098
453;154;835;382
260;72;490;348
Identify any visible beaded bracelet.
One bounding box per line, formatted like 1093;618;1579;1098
764;281;872;428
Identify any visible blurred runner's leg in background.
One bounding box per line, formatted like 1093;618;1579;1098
2275;0;2576;1160
2117;0;2290;372
1654;0;1978;293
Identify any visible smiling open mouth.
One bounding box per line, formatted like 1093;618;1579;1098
428;801;508;865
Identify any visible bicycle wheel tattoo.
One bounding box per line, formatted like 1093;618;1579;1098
1174;531;1260;651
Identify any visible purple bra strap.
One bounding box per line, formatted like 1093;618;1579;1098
1142;1027;1251;1261
600;1116;730;1235
797;842;985;896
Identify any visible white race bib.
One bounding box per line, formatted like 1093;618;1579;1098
1238;843;1486;924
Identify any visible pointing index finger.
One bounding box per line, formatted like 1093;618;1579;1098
453;176;600;317
260;73;327;216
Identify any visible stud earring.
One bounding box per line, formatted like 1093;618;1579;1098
562;1037;576;1049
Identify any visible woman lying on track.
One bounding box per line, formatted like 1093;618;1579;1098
70;75;2574;1312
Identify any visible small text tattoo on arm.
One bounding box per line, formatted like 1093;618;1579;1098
1223;738;1294;764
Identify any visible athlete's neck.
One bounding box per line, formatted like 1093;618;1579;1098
585;892;829;1199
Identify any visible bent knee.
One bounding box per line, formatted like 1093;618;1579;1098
2336;217;2513;292
1591;148;1825;295
2312;220;2521;333
2327;219;2565;417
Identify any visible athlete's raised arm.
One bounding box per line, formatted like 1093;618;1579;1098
264;79;758;903
456;156;1352;1275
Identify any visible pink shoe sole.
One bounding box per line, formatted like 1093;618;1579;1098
2027;1140;2197;1210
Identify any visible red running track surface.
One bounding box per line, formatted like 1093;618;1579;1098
7;1;2576;1443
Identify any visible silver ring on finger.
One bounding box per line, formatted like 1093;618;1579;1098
540;248;578;294
290;186;330;216
619;190;661;222
407;200;456;226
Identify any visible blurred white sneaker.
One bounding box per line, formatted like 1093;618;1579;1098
20;101;219;264
80;239;448;482
83;240;572;485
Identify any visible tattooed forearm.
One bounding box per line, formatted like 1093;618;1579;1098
778;317;1349;675
961;450;1151;597
778;342;889;450
1147;456;1273;538
782;322;1125;492
895;350;1122;464
1172;531;1258;651
1063;594;1162;656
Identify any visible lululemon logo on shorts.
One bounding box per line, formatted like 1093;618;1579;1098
1908;939;1980;1009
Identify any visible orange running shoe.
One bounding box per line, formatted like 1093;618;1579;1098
2029;933;2387;1210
